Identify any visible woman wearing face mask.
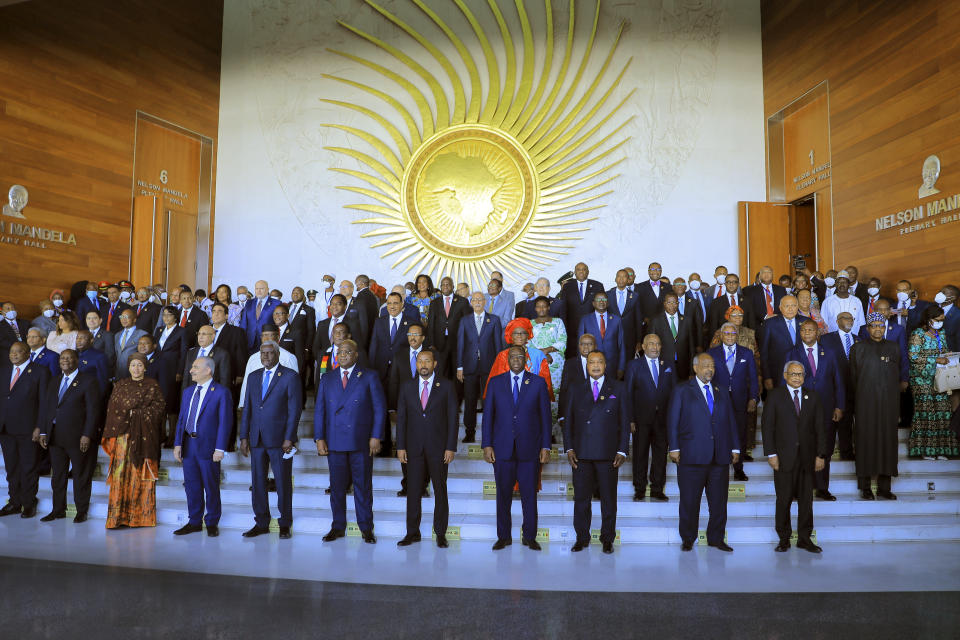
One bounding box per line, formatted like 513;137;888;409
46;309;80;353
31;300;58;334
907;306;959;460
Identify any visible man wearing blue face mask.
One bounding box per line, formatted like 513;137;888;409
73;281;104;325
0;302;30;363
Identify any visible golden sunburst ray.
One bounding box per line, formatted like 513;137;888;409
323;0;632;288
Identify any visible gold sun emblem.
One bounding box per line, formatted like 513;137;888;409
323;0;633;287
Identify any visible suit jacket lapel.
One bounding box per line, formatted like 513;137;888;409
197;383;216;418
423;378;441;412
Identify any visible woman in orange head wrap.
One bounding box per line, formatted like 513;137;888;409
484;317;554;400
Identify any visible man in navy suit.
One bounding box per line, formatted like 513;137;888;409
624;334;674;502
646;292;696;380
379;286;420;323
484;278;514;327
113;310;148;379
708;322;759;482
563;351;630;553
36;349;98;523
742;265;787;329
558;334;595;427
239;341;302;539
634;262;669;333
577;292;625;379
456;292;504;443
821;311;859;460
100;285;131;334
25;328;59;376
0;342;50;518
559;262;605;355
314;339;386;544
85;311;116;374
370;293;414;379
396;348;458;548
759;295;808;390
607;269;640;355
483;346;552;550
173;355;233;537
788;320;845;500
705;273;751;341
668;353;740;551
427;277;470;379
74;330;111;399
241;280;280;354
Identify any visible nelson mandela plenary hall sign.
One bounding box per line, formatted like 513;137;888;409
875;155;960;235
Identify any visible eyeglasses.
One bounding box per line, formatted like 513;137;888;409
785;372;804;377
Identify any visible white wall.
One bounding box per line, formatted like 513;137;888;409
215;0;765;294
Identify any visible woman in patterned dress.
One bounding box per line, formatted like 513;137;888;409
908;306;959;459
531;296;567;425
405;274;439;325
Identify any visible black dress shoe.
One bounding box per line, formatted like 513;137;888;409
73;513;88;524
571;540;589;552
173;523;203;535
492;538;512;550
741;453;754;462
602;541;613;554
815;489;837;501
279;527;292;539
877;490;897;500
681;541;694;551
796;539;822;553
633;491;644;502
361;530;376;544
206;525;219;537
0;503;21;517
733;471;749;481
397;534;421;546
462;431;475;443
322;528;345;542
397;488;407;497
775;540;790;552
860;489;875;500
40;512;66;522
423;487;430;498
649;490;669;502
436;535;448;548
242;526;270;538
325;487;332;494
20;505;37;519
708;541;733;552
267;477;277;492
521;538;542;551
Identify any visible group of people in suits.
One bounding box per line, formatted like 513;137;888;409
2;263;958;556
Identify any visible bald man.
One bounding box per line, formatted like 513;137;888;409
240;280;280;354
559;262;605;355
182;325;233;392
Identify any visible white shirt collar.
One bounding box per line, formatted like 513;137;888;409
263;364;279;376
278;322;288;335
418;373;435;389
61;368;78;385
194;377;213;393
589;375;605;389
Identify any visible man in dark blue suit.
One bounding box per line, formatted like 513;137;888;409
173;355;233;537
559;262;605;355
482;346;552;550
0;342;50;518
370;292;414;387
821;311;859;460
624;334;674;501
708;322;759;482
563;351;630;553
239;341;302;539
396;348;458;548
608;269;640;357
668;353;740;551
314;339;386;544
74;330;111;400
25;328;59;376
456;292;504;443
36;349;98;523
240;280;280;354
577;292;625;378
759;295;808;390
788;320;845;500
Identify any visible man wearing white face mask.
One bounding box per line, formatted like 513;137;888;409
822;270;838;300
685;273;709;328
863;277;890;316
938;285;960;356
0;301;29;363
705;266;729;301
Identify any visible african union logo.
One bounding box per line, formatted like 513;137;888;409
324;0;632;286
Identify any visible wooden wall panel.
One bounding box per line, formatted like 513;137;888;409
762;0;960;299
0;0;221;316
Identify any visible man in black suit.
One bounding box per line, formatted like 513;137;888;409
820;311;859;461
743;265;787;329
314;294;362;375
272;304;305;373
559;262;605;355
563;351;630;554
634;262;669;333
646;292;695;380
133;287;162;334
100;285;131;334
210;303;245;388
624;333;675;501
456;292;504;443
388;323;430;494
36;349;99;523
514;283;535;320
704;273;750;343
175;290;206;349
763;361;829;553
558;333;595;427
181;325;232;392
427;276;469;379
287;287;316;380
396;348;458;548
0;301;29;362
351;275;380;349
759;295;808;390
608;269;640;360
0;342;50;518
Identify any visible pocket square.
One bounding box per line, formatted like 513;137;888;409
664;368;672;373
609;394;617;399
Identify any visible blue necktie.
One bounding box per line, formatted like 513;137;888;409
787;318;796;343
726;347;735;375
650;359;658;387
704;384;714;414
58;375;70;403
410;351;417;377
261;369;272;400
186;386;202;434
390;317;397;342
513;375;520;405
844;333;852;357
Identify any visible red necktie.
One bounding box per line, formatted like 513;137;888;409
599;313;606;339
108;303;115;328
869;297;876;313
137;303;143;316
180;310;188;327
9;366;20;391
764;287;774;316
729;294;736;307
342;370;349;389
444;297;451;316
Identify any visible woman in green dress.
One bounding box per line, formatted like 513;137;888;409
531;296;567;426
908;306;959;459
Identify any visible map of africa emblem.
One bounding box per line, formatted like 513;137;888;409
324;0;632;286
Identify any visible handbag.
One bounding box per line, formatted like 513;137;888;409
934;352;960;393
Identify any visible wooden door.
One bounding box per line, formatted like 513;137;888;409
789;201;817;273
738;201;793;282
165;210;198;291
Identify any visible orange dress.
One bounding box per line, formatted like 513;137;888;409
483;346;555;401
